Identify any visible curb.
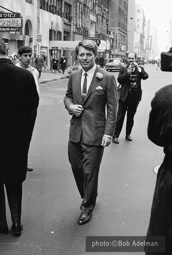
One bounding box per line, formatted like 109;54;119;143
39;75;69;84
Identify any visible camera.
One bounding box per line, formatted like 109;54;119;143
161;47;172;72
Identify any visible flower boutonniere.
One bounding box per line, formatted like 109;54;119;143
96;72;103;80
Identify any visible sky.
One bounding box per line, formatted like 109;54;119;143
136;0;172;51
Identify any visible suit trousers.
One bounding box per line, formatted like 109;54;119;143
68;141;104;213
114;91;139;137
0;183;22;228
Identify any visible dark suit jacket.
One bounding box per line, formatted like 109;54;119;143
64;66;118;146
0;58;39;183
117;64;149;103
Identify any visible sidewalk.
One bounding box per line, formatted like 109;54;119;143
39;70;69;84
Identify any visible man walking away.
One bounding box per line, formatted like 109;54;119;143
0;39;39;236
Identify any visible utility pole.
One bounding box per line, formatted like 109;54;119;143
36;0;41;55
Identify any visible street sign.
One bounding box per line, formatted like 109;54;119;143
36;34;42;43
88;37;101;46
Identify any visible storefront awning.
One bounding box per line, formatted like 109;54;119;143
49;40;79;50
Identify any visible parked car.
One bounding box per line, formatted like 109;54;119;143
105;58;122;72
66;60;82;74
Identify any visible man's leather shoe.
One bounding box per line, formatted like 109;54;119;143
78;212;92;225
0;227;9;235
12;223;23;236
125;135;132;141
113;137;119;144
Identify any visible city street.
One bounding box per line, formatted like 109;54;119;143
0;64;172;255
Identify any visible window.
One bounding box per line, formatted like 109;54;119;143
64;3;71;20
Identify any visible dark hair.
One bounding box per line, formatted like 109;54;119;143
18;46;32;55
75;40;98;56
0;39;7;55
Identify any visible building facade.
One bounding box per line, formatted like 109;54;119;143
0;0;113;68
1;0;148;68
108;0;128;58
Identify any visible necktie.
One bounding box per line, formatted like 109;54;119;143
82;73;87;95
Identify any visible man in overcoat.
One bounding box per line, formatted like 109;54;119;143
64;40;118;225
113;52;149;144
145;84;172;255
0;39;39;236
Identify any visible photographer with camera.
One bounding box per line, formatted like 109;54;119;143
113;52;149;144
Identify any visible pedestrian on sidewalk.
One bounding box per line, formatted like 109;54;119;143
17;46;40;95
17;46;40;172
113;52;149;144
145;84;172;254
64;39;118;225
35;54;44;78
60;55;67;74
52;57;61;73
0;39;39;236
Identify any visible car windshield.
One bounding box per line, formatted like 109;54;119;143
113;59;120;63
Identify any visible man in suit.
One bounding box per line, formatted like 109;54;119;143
64;40;118;225
0;39;39;236
113;52;149;144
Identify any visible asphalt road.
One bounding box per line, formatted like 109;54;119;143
0;64;172;255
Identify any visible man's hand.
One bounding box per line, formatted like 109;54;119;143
69;104;84;117
134;62;141;72
101;135;112;147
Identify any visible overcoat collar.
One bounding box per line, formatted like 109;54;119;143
0;58;14;65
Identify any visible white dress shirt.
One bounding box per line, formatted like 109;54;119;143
81;64;97;93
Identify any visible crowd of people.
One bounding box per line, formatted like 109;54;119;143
9;53;68;76
1;38;172;254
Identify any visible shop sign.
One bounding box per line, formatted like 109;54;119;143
0;27;20;32
87;37;101;46
0;13;20;18
0;12;22;28
121;45;126;51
